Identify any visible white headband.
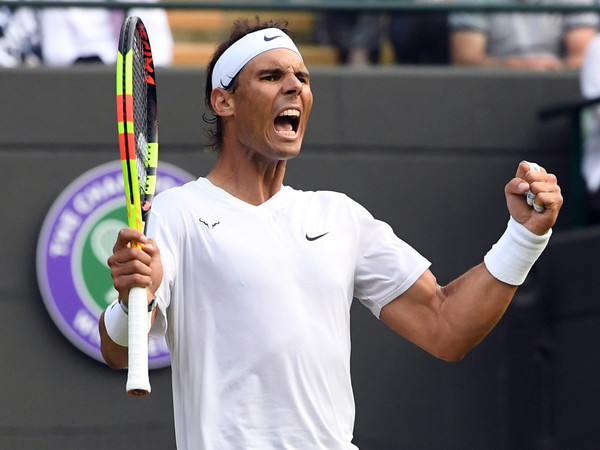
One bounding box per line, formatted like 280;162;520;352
211;28;303;90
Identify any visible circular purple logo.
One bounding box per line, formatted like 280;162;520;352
36;160;194;368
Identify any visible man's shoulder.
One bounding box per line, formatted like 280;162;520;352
154;179;198;202
286;186;370;217
288;186;352;204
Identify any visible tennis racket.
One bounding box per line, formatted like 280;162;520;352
116;16;158;396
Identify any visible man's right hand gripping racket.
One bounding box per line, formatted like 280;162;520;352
116;16;159;396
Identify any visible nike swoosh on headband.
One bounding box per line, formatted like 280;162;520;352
211;28;302;90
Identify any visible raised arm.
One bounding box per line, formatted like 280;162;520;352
381;161;562;361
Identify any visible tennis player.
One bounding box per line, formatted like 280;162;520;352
99;18;563;449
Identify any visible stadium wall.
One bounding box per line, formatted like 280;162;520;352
0;65;592;449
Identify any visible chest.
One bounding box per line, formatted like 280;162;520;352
186;206;357;294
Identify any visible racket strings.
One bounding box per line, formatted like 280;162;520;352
132;31;150;196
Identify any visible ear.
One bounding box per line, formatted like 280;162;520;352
211;88;234;117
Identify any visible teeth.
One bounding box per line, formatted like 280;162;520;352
279;109;300;117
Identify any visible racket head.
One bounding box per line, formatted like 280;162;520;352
117;16;158;233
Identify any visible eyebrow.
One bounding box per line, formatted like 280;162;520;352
256;67;310;81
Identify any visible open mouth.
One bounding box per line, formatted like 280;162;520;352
274;109;300;137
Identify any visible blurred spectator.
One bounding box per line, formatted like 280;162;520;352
316;9;383;65
0;7;40;67
580;33;600;224
0;6;12;36
448;0;598;70
0;0;173;68
388;0;450;65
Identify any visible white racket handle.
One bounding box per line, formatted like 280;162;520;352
126;286;151;396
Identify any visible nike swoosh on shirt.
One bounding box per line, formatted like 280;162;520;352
264;35;282;42
305;232;329;241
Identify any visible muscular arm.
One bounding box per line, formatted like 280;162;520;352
380;265;516;361
381;161;562;361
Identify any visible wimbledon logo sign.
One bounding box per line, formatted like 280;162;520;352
36;160;194;368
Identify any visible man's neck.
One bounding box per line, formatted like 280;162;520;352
206;155;287;206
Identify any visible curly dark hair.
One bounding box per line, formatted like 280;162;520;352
203;17;296;152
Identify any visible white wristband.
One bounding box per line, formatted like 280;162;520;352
484;216;552;286
104;299;129;347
